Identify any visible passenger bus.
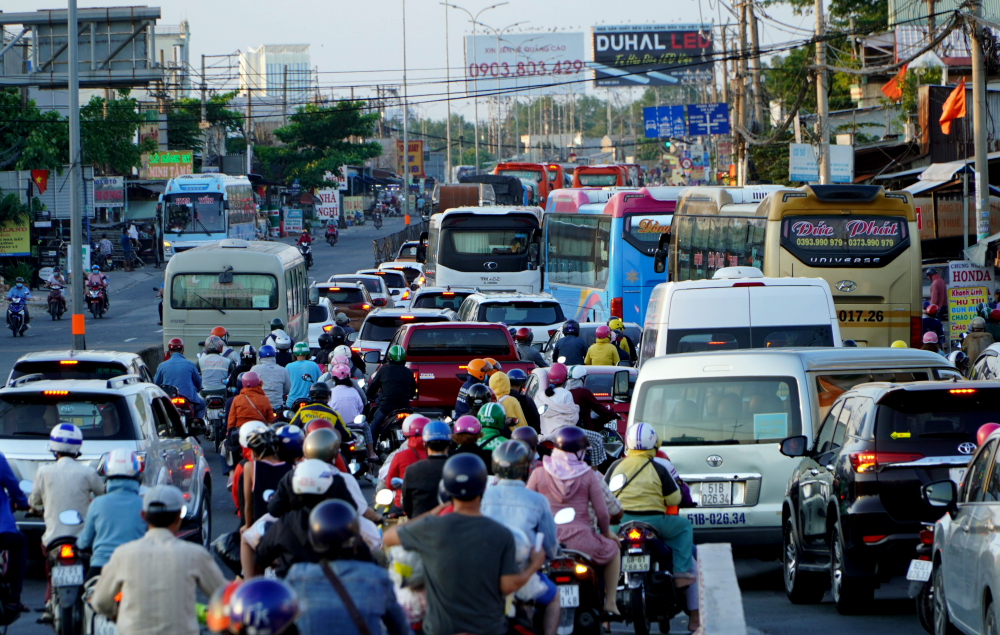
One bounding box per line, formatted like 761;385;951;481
493;163;550;206
661;184;922;347
159;174;257;260
572;165;626;188
418;206;544;293
162;239;308;350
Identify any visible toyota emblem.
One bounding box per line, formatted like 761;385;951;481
836;280;857;292
706;455;723;468
484;262;498;270
958;442;977;455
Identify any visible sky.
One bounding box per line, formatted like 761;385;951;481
5;0;814;119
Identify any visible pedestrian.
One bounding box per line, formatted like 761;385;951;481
97;233;113;269
121;227;133;272
927;268;946;312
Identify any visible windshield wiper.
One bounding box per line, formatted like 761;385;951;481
194;293;226;315
193;216;213;236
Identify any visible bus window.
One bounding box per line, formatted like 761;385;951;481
578;172;619;187
546;215;611;288
623;214;672;255
170;274;278;310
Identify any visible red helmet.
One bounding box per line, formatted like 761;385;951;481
168;338;184;352
402;414;431;438
211;326;229;343
978;423;1000;446
991;310;1000;322
547;362;568;386
305;419;334;435
515;327;532;343
241;371;261;388
926;304;939;317
595;325;611;339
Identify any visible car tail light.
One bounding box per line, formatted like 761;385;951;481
417;276;425;285
919;528;934;545
351;347;361;353
862;535;886;544
733;282;765;287
849;451;924;473
442;292;455;296
911;316;922;348
323;325;334;332
114;592;122;603
328;287;341;292
548;329;556;336
400;316;415;320
59;360;78;365
402;290;410;300
610;297;622;318
44;390;69;396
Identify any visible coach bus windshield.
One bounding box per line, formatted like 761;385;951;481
164;193;225;235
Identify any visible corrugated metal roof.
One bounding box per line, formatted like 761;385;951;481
889;0;1000;27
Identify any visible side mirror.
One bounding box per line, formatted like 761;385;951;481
347;332;358;343
373;298;387;307
609;473;626;492
923;480;958;516
309;286;319;305
613;370;630;403
363;350;381;364
59;509;83;526
262;489;275;502
353;414;366;424
375;489;394;506
653;232;670;275
779;435;808;458
528;242;539;265
410;283;418;291
96;452;111;477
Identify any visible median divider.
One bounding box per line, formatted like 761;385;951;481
696;543;747;635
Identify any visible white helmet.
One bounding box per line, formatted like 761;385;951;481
292;458;334;495
274;332;293;350
334;345;352;360
569;365;588;381
335;312;350;325
239;421;268;448
625;422;658;451
104;448;142;479
48;423;83;455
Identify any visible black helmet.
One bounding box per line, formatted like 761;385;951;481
442;453;488;501
329;326;346;346
308;499;359;553
492;440;532;481
842;339;858;347
247;428;277;456
308;381;332;403
240;344;257;364
465;383;493;416
511;426;538;453
563;319;580;336
270;317;285;331
318;332;334;350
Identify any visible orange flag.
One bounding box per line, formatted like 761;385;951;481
939;78;967;135
880;64;907;101
30;170;48;196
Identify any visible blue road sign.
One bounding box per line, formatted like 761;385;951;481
642;105;686;139
687;102;729;136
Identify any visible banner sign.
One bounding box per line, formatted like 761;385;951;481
94;176;125;208
284;208;302;233
396;140;425;178
591;24;713;87
687;103;730;135
0;220;30;256
464;33;586;96
142;150;193;180
316;188;340;221
788;144;854;184
643;105;686;138
948;285;989;342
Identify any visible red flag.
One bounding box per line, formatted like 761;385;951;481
939;78;967;135
30;170;48;196
880;64;908;101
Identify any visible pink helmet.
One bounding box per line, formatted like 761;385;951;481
978;423;1000;446
454;415;482;435
402;414;431;438
332;354;350;366
241;371;261;388
595;325;611;340
329;364;350;380
547;362;568;386
923;331;939;344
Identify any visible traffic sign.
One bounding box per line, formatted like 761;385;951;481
643;105;686;139
687;103;729;136
680;158;693;169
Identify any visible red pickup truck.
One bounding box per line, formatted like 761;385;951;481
386;322;537;416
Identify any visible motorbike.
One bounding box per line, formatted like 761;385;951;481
0;543;20;635
615;518;683;635
374;407;413;463
48;510;86;635
160;385;203;436
298;242;313;269
545;508;603;635
325;225;338;246
87;283;107;319
347;414;375;480
82;575;119;635
909;524;936;634
203;392;227;454
373;212;383;229
354;210;365;226
6;298;27;337
47;284;66;320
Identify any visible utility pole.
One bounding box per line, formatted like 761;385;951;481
970;5;989;242
246;86;253;175
721;26;729;108
282;65;288;127
444;3;452;180
816;0;831;184
748;2;765;130
738;0;749;185
402;0;410;219
201;54;209;166
68;0;85;349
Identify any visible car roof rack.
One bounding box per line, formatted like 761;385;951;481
106;374;141;389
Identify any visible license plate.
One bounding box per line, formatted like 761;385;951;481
558;584;579;608
622;555;650;572
701;482;733;506
906;559;933;582
394;429;404;442
950;468;967;485
52;564;83;587
94;613;119;635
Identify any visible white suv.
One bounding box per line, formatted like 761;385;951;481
455;292;566;344
7;350;155;386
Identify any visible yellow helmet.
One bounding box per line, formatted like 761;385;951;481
608;317;624;331
890;340;908;348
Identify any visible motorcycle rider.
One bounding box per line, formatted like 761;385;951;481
251;345;292;413
274;332;295;368
515;327;548;367
401;420;452;518
365;345;416;438
566;365;619;433
335;312;356;336
46;266;67;314
314;332;337;370
507;368;540;432
229;344;257;390
329;326;366;374
5;276;31;327
455;359;492;418
477;403;510;456
243;427;293;531
327;363;364;424
77;449;145;579
0;449;29;616
607;317;635;362
584;325;621;366
964;316;995;364
262;317;286;349
289;382;351;449
211;326;241;367
385;416;431;509
511;426;543;476
383;453;545;635
286;342;321;407
154;338;206;420
553;320;587;366
297;228;313;247
463;382;495;421
489;370;528;429
92;485;226;635
198;335;234;396
482;441;561;635
451;414;493;467
536;363;580;437
87;264;110;312
227;371;275;430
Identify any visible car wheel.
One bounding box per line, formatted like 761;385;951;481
192;489;212;549
783;519;825;604
829;524;873;615
933;563;961;635
986;600;999;635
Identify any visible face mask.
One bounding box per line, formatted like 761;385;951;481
15;283;22;288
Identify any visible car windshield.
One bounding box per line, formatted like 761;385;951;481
412;291;472;310
362;316;450;341
308;304;329;323
815;370;931;419
0;393;134;440
666;326;834;354
384;267;420;284
480;302;565;326
318;287;365;304
406;327;510;357
633;376;802;445
170;274;278;310
584;372;635;399
875;389;1000;443
332;277;382;294
10;360;130;382
362;271;406;289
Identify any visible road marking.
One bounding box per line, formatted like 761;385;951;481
156;329;163;333
124;337;137;342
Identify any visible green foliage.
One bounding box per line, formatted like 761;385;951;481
80;90;156;176
763;0;887;32
168;91;245;152
0;88;66;171
1;260;36;286
749;140;794;185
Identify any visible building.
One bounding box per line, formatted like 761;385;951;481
239;45;311;103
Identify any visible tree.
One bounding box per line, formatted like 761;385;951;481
167;91;245;152
0;88;66;171
80;90;156;175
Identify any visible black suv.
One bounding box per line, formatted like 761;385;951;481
779;381;992;613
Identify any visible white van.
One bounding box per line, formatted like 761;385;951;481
628;348;959;550
638;267;841;367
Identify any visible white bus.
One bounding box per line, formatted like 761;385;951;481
158;174;257;260
419;206;544;293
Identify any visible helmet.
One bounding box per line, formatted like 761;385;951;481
507;368;528;389
309;499;359;553
442;453;488;501
949;351;969;368
205;335;224;354
972;317;987;332
259;345;276;359
206;580;242;633
335;312;350;326
465;383;494;415
303;427;341;462
842;339;858;347
241;371;261;388
304;419;334;435
211;326;229;344
553;426;589;454
293;342;310;356
437;480;452;505
104;448;141;479
467;359;491;381
228;578;299;635
318;333;334;350
329;364;350;380
563;320;580;336
168;338;184;353
891;340;908;348
595;325;611;340
269;318;285;331
387;345;405;363
246;428;277;455
274;425;305;461
329;326;347;347
511;426;538;452
402;414;431;438
292;458;335;495
991;309;1000;323
515;328;533;344
569;365;588;381
608;317;624;331
484;358;501;374
240;345;257;363
978;423;1000;446
927;304;940;317
238;421;267;447
547;362;568;386
91;265;99;272
332;355;350;367
492;440;532;480
478;402;506;430
274;333;292;350
508;327;518;340
422;420;452;443
334;345;352;360
49;423;83;455
625;422;658;451
308;382;332;403
923;331;939;344
454;415;481;435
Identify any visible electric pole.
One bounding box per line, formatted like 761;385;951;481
402;0;410;219
748;1;765;130
68;0;85;349
816;0;831;184
282;65;288;127
444;3;452;180
738;0;749;185
970;3;989;241
246;86;253;175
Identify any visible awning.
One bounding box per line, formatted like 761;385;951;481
965;232;1000;266
919;161;972;182
904;180;952;196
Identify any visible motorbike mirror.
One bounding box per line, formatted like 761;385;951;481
308;286;319;305
537;405;547;415
390;477;403;489
181;505;188;518
553;508;576;525
353;414;366;424
59;510;83;526
609;473;626;493
96;452;110;477
347;332;358;343
374;489;394;507
18;479;32;494
557;356;567;364
357;378;366;388
262;489;275;502
254;518;273;536
363;351;381;365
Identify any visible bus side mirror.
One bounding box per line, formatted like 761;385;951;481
613;370;629;403
528;243;539;268
308;286;319;305
653;231;670;274
416;245;426;263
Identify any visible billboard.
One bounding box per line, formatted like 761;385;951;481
591;24;713;87
94;176;125;208
142;150;193;180
396;140;425;179
464;33;586;96
788;144;855;184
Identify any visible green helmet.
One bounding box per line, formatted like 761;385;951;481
293;342;310;356
387;345;406;363
478;402;506;430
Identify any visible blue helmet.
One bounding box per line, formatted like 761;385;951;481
563;320;580;336
258;344;276;359
274;424;305;461
308;499;359;553
228;578;299;635
422;420;452;444
506;368;528;388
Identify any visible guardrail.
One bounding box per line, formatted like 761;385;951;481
696;543;747;635
372;221;428;266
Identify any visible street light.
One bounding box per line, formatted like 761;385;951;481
477;20;528;162
441;1;507;173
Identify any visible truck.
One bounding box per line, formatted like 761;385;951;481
430;183;495;216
